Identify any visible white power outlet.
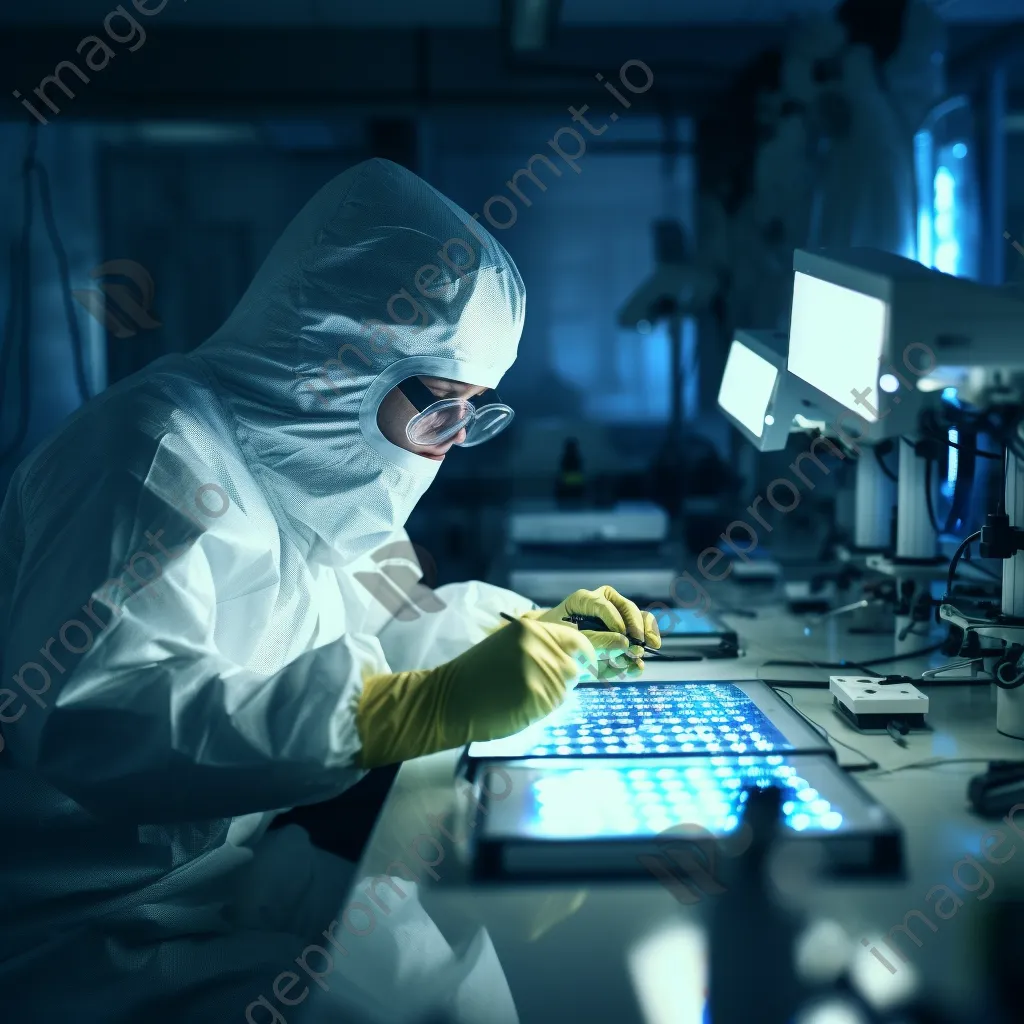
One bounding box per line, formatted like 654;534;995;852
830;674;929;730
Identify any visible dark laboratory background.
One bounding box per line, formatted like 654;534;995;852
1;0;1023;580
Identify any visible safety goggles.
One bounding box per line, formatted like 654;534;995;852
398;376;514;449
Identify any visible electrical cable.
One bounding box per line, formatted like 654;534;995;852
994;659;1024;689
760;642;946;677
864;757;993;778
945;530;981;599
32;158;91;404
944;438;1002;459
0;125;38;467
771;687;878;771
874;445;898;483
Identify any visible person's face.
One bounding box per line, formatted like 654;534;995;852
377;376;488;461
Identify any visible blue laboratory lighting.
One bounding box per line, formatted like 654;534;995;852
653;607;717;636
520;757;846;839
944;428;958;498
514;684;789;759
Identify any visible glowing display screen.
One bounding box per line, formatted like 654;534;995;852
788;272;888;421
510;757;846;839
718;340;778;439
469;684;789;759
652;607;720;636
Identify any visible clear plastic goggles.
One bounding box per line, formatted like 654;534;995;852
399;377;514;449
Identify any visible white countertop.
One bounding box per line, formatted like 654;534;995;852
328;600;1024;1024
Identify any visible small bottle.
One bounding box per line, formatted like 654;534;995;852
556;438;585;503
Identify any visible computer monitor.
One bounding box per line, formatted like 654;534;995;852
787;248;1024;439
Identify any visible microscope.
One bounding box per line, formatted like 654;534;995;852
937;370;1024;736
784;248;1022;656
717;326;905;619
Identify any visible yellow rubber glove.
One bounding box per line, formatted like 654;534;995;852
532;586;662;679
356;617;598;769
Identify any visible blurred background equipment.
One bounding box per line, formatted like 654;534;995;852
4;3;1024;1024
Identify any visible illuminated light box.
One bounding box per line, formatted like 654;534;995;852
717;328;849;453
463;682;831;763
469;754;903;880
650;607;739;658
718;331;783;442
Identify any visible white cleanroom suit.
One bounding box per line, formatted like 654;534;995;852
0;157;537;1023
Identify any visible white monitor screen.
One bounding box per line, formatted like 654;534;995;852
788;272;889;422
718;340;778;439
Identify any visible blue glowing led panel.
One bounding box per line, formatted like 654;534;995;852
503;683;788;759
653;607;718;636
519;757;845;839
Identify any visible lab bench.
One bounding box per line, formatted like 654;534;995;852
329;602;1024;1023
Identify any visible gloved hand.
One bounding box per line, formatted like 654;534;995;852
356;617;597;768
530;585;662;680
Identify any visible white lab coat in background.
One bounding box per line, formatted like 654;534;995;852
0;158;530;1023
809;44;918;258
883;0;948;138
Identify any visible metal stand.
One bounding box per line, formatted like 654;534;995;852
854;446;894;550
891;439;942;654
938;433;1024;717
997;445;1024;736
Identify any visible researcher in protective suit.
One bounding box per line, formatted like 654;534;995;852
0;157;660;1023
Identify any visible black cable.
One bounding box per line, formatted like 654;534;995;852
855;642;945;666
874;445;897;482
0;126;37;467
32;158;91;403
945;530;981;599
761;642;945;676
944;438;1002;459
771;687;879;771
865;756;994;777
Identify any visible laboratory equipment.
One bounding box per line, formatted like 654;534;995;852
718;327;895;551
508;501;668;546
618;218;719;516
787;248;1024;433
466;753;902;880
649;606;739;658
717;326;896;603
461;681;832;763
829;674;929;730
914;96;980;280
967;761;1024;817
717;328;845;454
940;444;1024;735
787;247;1024;651
555;437;584;501
501;500;678;605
